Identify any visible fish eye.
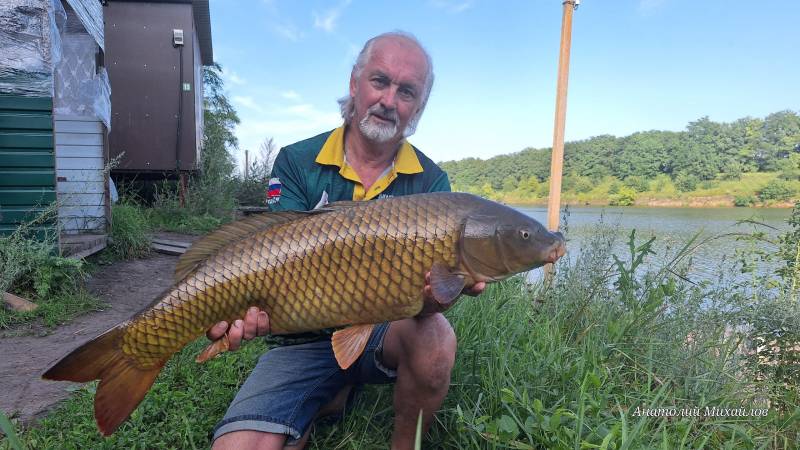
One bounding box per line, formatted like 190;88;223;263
520;230;530;240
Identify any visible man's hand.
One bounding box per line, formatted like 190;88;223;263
422;271;486;300
206;307;270;351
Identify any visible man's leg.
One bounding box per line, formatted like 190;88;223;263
380;313;457;449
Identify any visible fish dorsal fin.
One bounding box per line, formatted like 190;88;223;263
174;211;308;282
313;200;362;212
331;324;375;369
430;262;466;307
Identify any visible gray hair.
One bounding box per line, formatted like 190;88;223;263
338;31;434;138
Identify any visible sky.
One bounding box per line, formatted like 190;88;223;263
208;0;800;169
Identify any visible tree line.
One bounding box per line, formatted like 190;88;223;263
440;111;800;198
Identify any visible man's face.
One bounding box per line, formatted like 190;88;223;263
350;38;428;144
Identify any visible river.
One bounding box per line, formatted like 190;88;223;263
516;206;793;285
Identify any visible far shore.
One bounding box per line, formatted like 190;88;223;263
504;196;797;209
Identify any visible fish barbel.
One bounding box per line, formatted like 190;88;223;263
42;192;565;435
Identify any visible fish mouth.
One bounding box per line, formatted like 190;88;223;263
543;233;566;264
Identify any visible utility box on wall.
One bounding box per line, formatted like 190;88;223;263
105;0;212;175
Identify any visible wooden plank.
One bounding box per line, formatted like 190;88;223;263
0;170;56;186
56;145;103;158
0;189;56;206
57;169;104;182
59;205;105;217
151;238;191;248
0;113;53;131
3;292;38;312
0;132;53;149
55;132;103;146
151;243;187;255
0;151;54;167
57;181;105;194
54;158;103;170
58;192;105;206
53;114;100;122
61;216;106;232
64;239;107;259
53;120;103;134
0;96;52;112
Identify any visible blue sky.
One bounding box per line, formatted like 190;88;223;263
209;0;800;168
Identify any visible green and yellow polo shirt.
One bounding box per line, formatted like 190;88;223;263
267;126;451;212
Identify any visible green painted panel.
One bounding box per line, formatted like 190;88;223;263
0;96;52;112
0;113;53;130
0;151;54;167
0;225;53;240
0;95;56;239
0;132;53;149
0;189;56;206
0;170;56;186
0;207;48;225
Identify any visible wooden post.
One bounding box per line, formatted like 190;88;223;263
4;292;38;312
544;0;578;278
179;171;188;208
244;150;249;179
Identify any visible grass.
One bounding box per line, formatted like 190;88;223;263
0;208;105;334
3;226;798;449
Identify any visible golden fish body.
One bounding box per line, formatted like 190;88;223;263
43;192;566;435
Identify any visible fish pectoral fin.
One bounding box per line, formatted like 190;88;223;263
331;324;375;370
430;262;466;307
195;333;231;363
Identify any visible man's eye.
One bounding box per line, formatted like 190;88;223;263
399;88;416;100
371;77;388;87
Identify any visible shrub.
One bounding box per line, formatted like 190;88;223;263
758;179;796;202
623;175;649;192
733;194;756;207
608;186;636;206
109;202;152;259
674;172;699;192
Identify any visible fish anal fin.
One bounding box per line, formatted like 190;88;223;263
331;324;374;370
195;334;230;363
430;262;466;307
174;211;308;282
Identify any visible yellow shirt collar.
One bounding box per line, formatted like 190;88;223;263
314;126;424;174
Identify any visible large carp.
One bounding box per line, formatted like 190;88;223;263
43;192;565;435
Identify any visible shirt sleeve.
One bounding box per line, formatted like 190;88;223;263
427;171;452;193
268;148;310;212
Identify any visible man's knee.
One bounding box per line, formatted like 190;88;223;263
212;430;287;450
395;314;457;391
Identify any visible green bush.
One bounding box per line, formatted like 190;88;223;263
674;172;699;192
608;186;636;206
623;175;649;192
733;194;757;207
758;179;796;202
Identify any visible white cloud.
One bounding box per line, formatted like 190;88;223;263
313;0;351;32
273;22;303;42
429;0;474;13
233;96;264;113
225;71;246;86
638;0;666;15
281;90;301;101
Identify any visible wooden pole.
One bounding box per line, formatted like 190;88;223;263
244;150;249;179
544;0;577;277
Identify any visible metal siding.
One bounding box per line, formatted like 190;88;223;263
0;95;56;236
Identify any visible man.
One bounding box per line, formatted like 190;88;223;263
210;31;485;450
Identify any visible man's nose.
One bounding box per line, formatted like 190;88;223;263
380;86;398;110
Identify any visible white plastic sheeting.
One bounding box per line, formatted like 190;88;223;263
53;27;111;128
63;0;102;50
0;0;65;96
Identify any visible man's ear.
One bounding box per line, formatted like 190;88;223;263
349;73;357;98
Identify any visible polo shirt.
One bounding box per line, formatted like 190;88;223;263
267;126;451;212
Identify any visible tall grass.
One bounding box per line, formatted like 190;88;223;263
0;205;104;332
3;225;798;448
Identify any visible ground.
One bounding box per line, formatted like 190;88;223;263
0;232;198;426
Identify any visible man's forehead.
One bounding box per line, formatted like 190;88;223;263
364;38;428;85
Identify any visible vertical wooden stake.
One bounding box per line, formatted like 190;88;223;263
544;0;577;279
179;171;188;208
244;150;249;179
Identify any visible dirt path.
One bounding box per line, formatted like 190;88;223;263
0;233;198;425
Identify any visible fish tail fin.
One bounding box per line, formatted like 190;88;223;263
42;326;165;436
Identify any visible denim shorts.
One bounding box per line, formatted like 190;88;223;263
212;322;396;444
